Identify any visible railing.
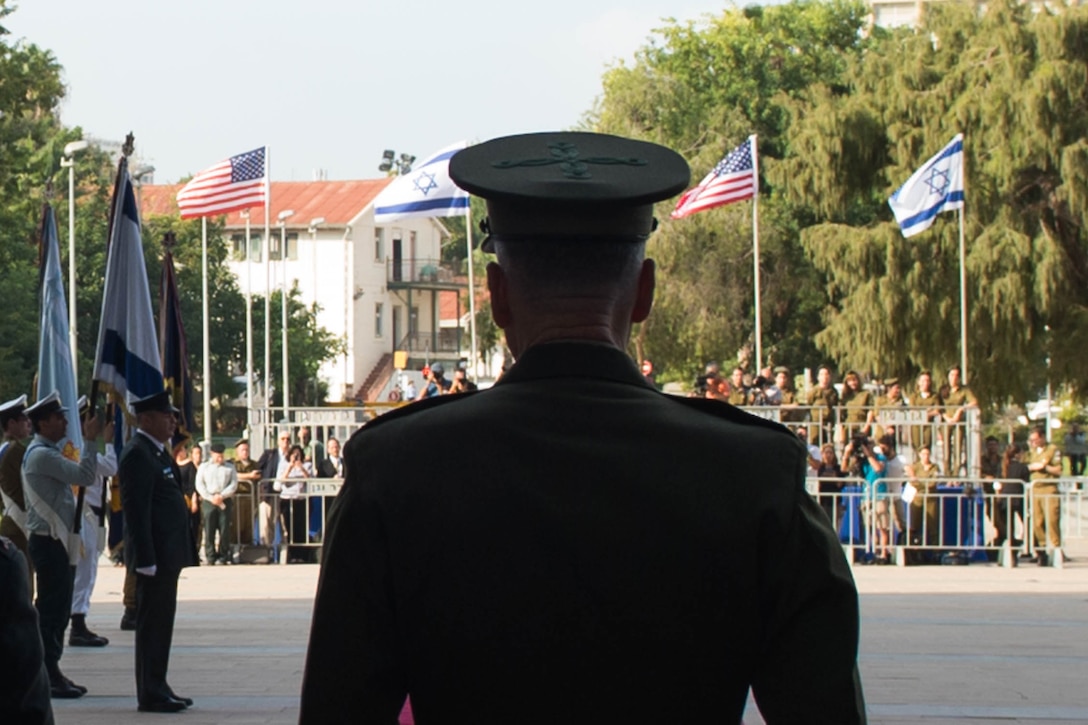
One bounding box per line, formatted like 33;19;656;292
808;475;1084;568
386;257;462;285
396;330;462;355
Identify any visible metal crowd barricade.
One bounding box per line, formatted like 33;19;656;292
807;475;1043;568
247;476;343;564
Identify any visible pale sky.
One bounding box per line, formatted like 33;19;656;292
7;0;720;183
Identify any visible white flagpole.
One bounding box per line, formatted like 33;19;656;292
466;204;478;380
244;210;254;419
201;216;212;446
264;149;272;421
958;206;968;383
750;134;763;373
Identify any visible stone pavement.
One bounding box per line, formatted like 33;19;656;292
52;543;1088;724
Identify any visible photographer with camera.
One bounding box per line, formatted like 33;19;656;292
843;434;889;564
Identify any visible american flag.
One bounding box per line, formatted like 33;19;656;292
671;137;757;219
176;147;266;219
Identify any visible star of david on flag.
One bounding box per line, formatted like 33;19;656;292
373;141;469;223
888;134;965;238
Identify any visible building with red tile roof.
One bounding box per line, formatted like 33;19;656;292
140;180;469;405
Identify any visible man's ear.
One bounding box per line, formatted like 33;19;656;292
486;262;512;329
631;258;655;323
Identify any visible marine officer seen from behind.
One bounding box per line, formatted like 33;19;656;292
300;132;866;724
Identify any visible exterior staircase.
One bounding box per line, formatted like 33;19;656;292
359;353;394;402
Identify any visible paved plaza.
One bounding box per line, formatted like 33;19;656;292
51;541;1088;724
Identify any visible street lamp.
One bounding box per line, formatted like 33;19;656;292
278;209;295;419
308;217;325;405
378;150;415;175
61;139;89;374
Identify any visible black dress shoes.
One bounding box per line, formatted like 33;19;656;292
70;630;110;646
63;675;88;694
120;608;137;631
138;697;188;713
167;688;194;707
49;678;84;699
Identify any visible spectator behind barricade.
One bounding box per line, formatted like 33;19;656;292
775;367;805;422
640;360;660;391
806;366;839;445
993;443;1027;554
1063;423;1086;477
904;445;940;547
874;378;906;442
195;443;238;566
940;366;978;475
318;437;344;478
879;434;907;539
843;434;888;564
256;431;292;562
725;367;749;406
418;363;451;400
690;361;719;399
232;440;261;550
403;378;418;401
795;426;821;477
840;371;874;441
173;440;201;564
275;445;311;562
299;427;324;470
449;368;479;395
1024;426;1062;566
762;368;783;406
907;370;942;452
816;444;847;529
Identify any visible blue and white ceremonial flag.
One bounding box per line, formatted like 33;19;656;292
372;141;470;223
37;205;83;459
93;159;164;414
888;134;965;238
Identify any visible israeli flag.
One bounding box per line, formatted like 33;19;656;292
92;161;164;411
888;134;965;238
37;205;83;458
373;141;470;223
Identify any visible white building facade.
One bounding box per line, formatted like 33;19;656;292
142;180;469;404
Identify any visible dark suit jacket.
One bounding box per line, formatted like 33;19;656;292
255;448;283;494
0;536;53;724
300;342;865;724
119;432;197;574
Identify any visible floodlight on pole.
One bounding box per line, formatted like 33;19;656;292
378;149;414;175
277;209;295;418
62;139;90;375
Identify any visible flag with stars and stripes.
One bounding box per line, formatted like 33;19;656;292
671;136;757;219
177;147;267;219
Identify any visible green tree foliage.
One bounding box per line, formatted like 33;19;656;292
588;0;870;383
778;0;1088;403
0;8;68;401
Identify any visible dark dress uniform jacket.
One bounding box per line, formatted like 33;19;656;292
120;432;196;574
301;342;865;724
0;536;53;724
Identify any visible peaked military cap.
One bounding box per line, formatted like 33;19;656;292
26;391;67;421
131;390;179;415
883;377;900;387
449;132;690;252
0;394;28;425
773;366;790;375
209;442;226;454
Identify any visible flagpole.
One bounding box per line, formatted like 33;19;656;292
750;134;763;373
466;204;478;380
958;206;968;383
264;148;272;424
202;216;212;446
244;210;254;420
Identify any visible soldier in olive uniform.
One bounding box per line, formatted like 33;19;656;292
873;377;906;444
1024;425;1063;565
806;366;839;447
906;445;941;546
726;367;749;406
839;371;874;442
940;366;978;475
908;370;942;453
0;395;33;597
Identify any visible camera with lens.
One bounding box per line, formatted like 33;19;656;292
850;435;869;469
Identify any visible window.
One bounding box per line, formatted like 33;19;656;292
286;233;299;261
374;228;385;261
250;234;263;262
375;302;384;338
231;234;264;262
270;233;299;261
